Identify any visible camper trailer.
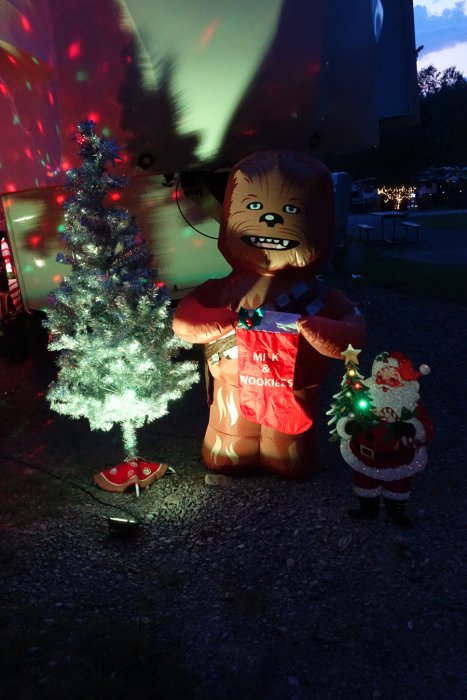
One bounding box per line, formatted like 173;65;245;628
0;0;419;311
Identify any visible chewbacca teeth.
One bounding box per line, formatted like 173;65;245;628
242;235;298;250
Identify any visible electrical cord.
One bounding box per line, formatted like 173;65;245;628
174;176;219;240
0;453;164;526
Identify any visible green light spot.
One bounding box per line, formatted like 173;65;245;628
26;81;32;91
76;69;88;82
13;115;20;125
46;153;50;163
31;56;40;65
24;265;33;273
57;224;65;233
358;399;368;409
182;227;194;239
101;126;111;137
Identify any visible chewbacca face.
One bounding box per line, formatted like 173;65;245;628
218;152;333;276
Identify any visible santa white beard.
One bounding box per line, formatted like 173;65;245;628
366;376;420;419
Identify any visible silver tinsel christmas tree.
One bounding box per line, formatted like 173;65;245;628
44;120;199;460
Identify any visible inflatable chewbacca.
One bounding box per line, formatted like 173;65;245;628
173;150;366;478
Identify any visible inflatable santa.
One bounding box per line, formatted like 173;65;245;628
336;351;435;525
173;150;366;478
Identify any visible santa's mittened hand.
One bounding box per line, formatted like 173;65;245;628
392;421;416;438
345;420;363;436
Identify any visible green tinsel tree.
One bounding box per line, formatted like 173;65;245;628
44;120;199;460
327;346;378;441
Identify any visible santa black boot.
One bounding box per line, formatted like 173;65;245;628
384;499;412;527
348;496;380;520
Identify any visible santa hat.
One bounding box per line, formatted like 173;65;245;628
373;351;431;382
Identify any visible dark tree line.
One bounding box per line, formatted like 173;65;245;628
327;65;467;184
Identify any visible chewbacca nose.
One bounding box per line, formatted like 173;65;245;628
259;212;284;227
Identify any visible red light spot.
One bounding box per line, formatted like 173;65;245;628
21;14;32;32
156;281;165;288
48;90;55;106
6;183;16;192
354;382;362;390
68;41;81;59
30;235;41;248
53;274;62;283
61;160;71;171
56;194;66;205
200;21;219;48
171;191;180;202
125;55;132;64
88;112;100;123
36;391;45;398
37;119;44;134
0;84;8;96
7;54;18;65
24;148;33;160
45;418;55;426
241;128;258;137
110;193;121;201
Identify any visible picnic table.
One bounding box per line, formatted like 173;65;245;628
370;211;405;242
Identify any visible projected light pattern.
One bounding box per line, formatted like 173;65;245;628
0;1;61;193
0;0;395;197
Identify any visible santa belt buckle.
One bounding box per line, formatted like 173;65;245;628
360;444;375;459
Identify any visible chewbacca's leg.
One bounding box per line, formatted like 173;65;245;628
258;424;320;478
259;387;320;478
201;379;261;473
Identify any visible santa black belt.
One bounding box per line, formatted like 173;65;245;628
359;444;413;461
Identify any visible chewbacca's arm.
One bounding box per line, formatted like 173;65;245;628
173;280;239;344
298;289;366;359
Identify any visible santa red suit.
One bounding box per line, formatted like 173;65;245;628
337;351;434;523
173;150;366;478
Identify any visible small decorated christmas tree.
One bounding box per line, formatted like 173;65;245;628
44;120;199;477
327;344;377;440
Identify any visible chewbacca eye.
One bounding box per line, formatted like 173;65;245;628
247;202;263;210
283;204;300;214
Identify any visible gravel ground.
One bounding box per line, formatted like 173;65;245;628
0;273;466;700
